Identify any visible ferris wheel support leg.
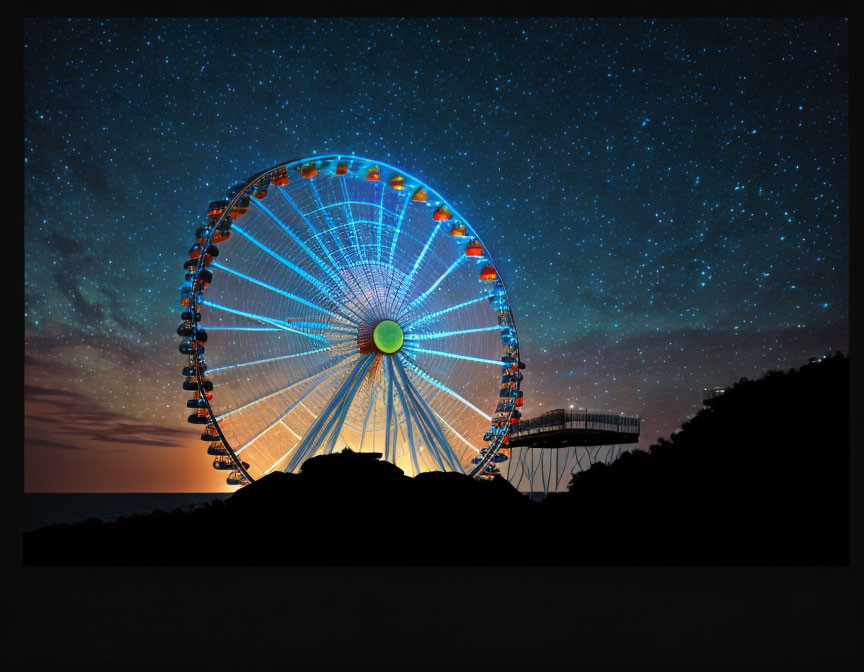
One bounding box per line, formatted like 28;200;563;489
386;356;422;476
384;363;396;464
358;382;378;453
285;354;375;473
321;357;376;456
391;360;449;472
393;357;464;473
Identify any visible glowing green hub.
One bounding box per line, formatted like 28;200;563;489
373;320;404;354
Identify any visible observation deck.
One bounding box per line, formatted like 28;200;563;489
509;409;641;448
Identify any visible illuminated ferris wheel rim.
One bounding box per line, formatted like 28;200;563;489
181;153;524;485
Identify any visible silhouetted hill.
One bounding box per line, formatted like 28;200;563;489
23;448;535;565
23;354;848;565
540;352;850;564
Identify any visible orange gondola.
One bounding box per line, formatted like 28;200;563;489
480;265;497;281
412;188;427;202
227;470;250;486
271;167;290;187
389;175;405;190
433;206;452;221
336;163;349;175
211;228;231;244
366;166;381;181
207;200;229;218
301;164;318;179
465;240;483;257
450;224;466;237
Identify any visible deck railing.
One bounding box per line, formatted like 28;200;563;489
511;410;641;438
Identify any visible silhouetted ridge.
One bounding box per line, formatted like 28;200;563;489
541;352;849;564
23;355;848;565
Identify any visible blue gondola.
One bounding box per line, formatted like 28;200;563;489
207;443;229;456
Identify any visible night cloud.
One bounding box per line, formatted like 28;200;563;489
25;385;192;449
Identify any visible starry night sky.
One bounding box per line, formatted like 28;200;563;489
23;17;848;492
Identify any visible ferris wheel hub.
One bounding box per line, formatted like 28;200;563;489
373;320;404;354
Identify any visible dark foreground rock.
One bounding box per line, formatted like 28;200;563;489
23;354;849;566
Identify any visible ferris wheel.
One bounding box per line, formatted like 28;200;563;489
178;155;524;487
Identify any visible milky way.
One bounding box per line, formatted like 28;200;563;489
23;17;848;491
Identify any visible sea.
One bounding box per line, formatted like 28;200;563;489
21;493;233;532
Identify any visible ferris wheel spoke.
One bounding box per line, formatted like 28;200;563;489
202;326;285;332
202;320;354;338
402;295;489;331
232;225;363;324
212;261;354;324
233;355;358;455
308;180;355;268
250;196;354;296
398;256;466;320
384;222;441;316
398;354;492;421
387;194;412;268
317;213;396;319
401;345;503;367
284;353;376;473
375;181;386;263
199;300;329;343
337;177;368;265
206;346;336;374
404;325;501;341
382;195;413;309
277;187;347;274
298;188;387;321
216;354;359;422
263;441;299;475
308;181;383;318
433;410;481;455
